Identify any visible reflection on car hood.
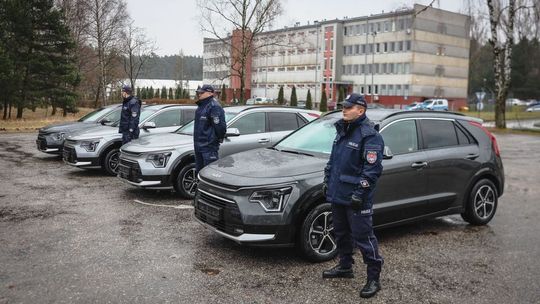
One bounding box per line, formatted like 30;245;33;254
67;124;118;140
122;133;193;152
39;121;92;134
200;148;327;186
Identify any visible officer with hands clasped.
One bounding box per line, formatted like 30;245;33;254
118;85;141;144
193;84;226;175
322;93;385;298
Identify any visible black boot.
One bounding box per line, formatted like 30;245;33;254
322;264;354;279
360;280;381;298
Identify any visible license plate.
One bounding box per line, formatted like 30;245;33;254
197;200;222;221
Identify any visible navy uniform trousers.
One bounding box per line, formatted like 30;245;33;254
332;203;383;280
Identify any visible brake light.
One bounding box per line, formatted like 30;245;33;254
307;113;320;118
468;121;500;156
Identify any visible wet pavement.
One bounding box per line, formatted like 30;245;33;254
0;132;539;304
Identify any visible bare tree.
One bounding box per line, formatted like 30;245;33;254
198;0;283;103
84;0;128;106
121;21;156;90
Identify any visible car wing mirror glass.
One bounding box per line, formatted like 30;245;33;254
225;127;240;137
142;121;156;129
100;118;111;125
383;146;393;159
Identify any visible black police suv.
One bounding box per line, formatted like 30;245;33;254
194;110;505;262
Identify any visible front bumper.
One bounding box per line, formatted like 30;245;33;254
193;180;297;245
62;144;100;167
36;135;63;154
117;153;173;189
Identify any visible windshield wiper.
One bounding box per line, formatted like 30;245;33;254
279;149;314;157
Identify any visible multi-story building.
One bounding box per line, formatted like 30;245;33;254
203;4;470;110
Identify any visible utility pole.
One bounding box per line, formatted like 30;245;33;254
363;18;369;95
314;21;320;107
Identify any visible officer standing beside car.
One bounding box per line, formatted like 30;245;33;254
193;85;226;175
322;93;385;298
119;85;141;144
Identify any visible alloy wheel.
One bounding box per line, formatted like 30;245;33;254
308;211;337;255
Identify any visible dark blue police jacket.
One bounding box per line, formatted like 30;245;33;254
118;95;141;137
194;96;226;152
324;115;384;212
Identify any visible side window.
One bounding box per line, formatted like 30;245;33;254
268;112;299;132
102;108;121;122
297;115;308;127
455;123;471;145
230;112;266;135
148;109;182;128
420;119;458;149
182;109;196;125
381;119;418;155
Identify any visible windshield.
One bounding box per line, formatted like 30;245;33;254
176;111;238;135
274;117;338;155
77;107;111;122
111;108;156;127
423;100;433;105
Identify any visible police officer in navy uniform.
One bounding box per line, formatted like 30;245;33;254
119;85;141;144
322;93;385;299
193;84;226;175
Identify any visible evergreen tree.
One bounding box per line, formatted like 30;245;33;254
154;88;160;98
136;87;141;97
277;86;284;105
183;88;190;99
338;86;345;103
149;86;154;98
175;86;181;99
306;89;313;110
161;86;167;99
290;86;297;107
221;84;227;102
168;87;173;100
320;89;328;112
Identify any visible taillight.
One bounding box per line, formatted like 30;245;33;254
468;121;500;156
307;113;320;118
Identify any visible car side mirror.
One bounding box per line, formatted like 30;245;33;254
383;146;393;159
225;127;240;137
100;118;111;125
142;121;156;129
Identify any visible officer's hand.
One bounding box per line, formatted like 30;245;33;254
351;194;363;212
322;183;328;197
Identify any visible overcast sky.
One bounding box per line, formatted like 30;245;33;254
127;0;466;56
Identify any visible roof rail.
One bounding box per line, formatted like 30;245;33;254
383;110;465;120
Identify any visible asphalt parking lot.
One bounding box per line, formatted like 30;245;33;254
1;133;539;304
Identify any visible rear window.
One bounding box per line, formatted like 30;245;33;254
420;119;458;149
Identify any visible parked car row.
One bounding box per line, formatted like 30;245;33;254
404;99;449;111
37;106;504;262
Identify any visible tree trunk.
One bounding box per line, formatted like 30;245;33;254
8;102;12;119
51;104;57;116
16;104;23;119
3;99;7;120
94;85;101;108
62;105;67;117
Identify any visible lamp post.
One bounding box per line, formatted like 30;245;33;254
363;19;369;93
371;31;377;103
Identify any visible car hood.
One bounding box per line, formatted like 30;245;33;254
39;121;90;134
200;148;327;186
122;133;193;153
67;124;118;140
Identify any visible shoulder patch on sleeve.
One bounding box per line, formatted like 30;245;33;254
366;151;378;164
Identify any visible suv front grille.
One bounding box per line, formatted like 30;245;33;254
64;139;77;146
194;190;243;236
37;135;47;150
118;158;142;182
121;150;142;158
63;146;76;163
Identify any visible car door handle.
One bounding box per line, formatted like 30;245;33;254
465;153;479;160
258;138;270;144
411;162;428;169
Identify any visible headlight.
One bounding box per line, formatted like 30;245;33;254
80;139;100;152
51;132;65;142
146;152;172;168
249;187;292;212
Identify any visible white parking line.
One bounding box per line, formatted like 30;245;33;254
133;199;194;210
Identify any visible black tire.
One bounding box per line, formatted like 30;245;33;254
173;163;197;199
298;203;338;262
461;179;498;225
103;148;120;176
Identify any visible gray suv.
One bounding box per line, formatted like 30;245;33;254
63;104;196;175
36;104;121;154
194;110;505;262
117;106;321;198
